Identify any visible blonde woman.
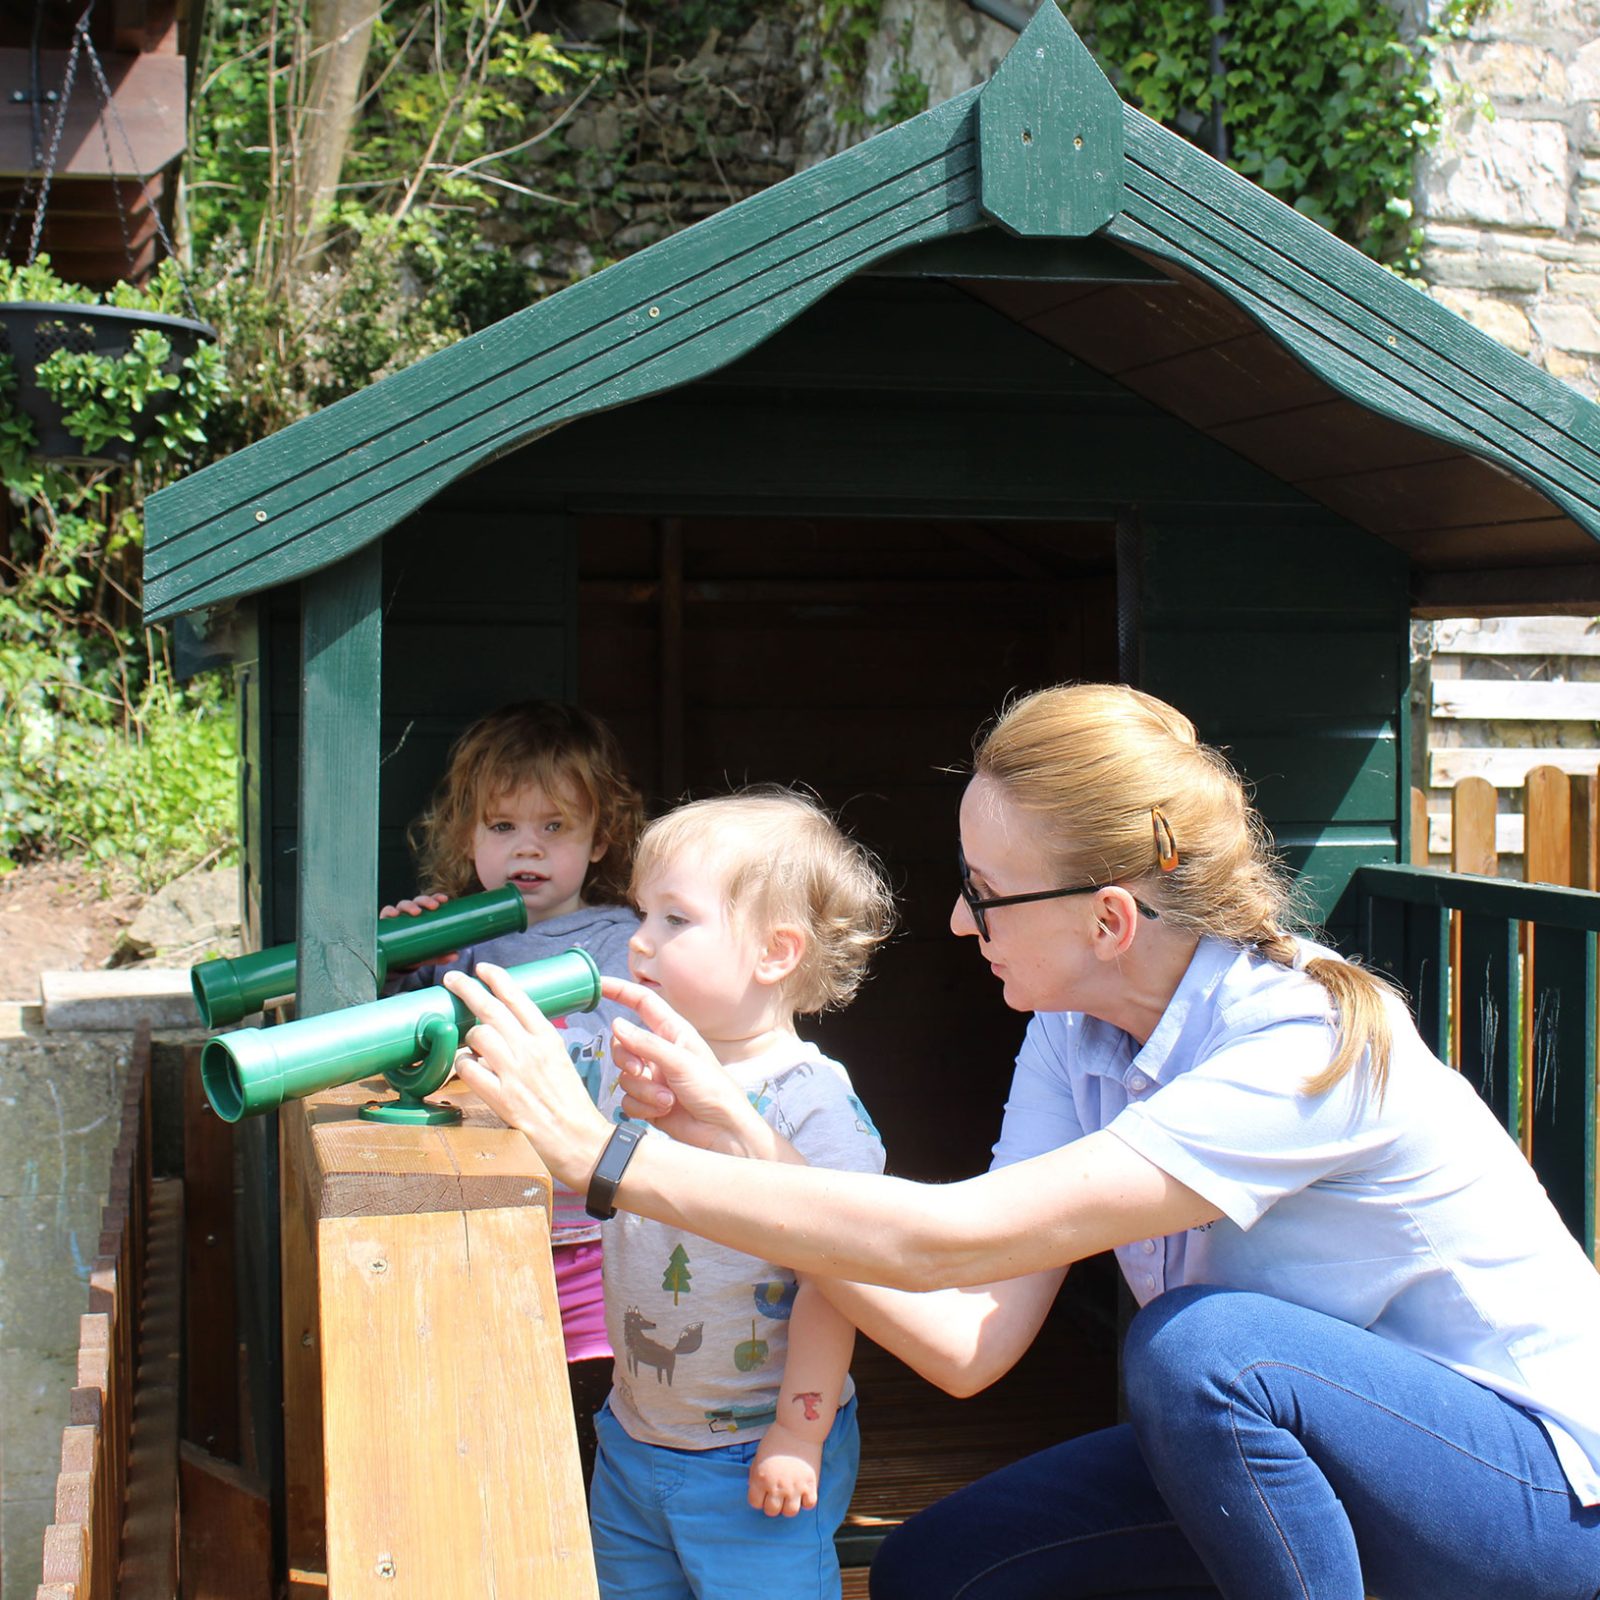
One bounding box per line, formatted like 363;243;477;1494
447;685;1600;1600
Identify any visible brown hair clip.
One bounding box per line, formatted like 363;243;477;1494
1152;807;1179;872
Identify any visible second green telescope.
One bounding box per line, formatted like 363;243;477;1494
190;885;528;1028
200;948;601;1123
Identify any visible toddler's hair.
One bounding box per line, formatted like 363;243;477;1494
411;700;644;904
632;788;896;1015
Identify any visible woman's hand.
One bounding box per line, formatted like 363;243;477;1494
443;964;611;1189
603;976;789;1161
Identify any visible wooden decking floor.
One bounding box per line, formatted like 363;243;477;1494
839;1275;1119;1590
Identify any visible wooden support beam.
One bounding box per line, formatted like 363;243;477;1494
297;544;382;1020
184;1043;240;1460
279;1083;596;1598
178;1443;271;1600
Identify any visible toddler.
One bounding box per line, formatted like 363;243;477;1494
591;789;894;1598
384;698;643;1489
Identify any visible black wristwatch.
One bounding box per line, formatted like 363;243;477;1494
585;1123;646;1220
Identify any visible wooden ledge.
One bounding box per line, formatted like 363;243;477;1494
284;1080;554;1220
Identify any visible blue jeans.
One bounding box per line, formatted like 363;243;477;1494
870;1286;1600;1599
591;1395;859;1599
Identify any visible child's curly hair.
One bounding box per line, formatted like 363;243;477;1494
631;787;896;1015
410;701;644;905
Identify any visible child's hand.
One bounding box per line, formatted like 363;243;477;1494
379;892;450;919
747;1422;822;1518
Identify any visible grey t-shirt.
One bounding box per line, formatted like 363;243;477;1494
598;1039;884;1449
402;901;640;1243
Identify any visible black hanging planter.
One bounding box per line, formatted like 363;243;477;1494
0;301;217;464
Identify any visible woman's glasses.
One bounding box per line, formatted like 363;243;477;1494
956;846;1159;941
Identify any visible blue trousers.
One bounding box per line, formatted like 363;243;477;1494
870;1286;1600;1599
591;1396;859;1599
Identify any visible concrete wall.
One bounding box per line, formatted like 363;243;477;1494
0;1006;199;1600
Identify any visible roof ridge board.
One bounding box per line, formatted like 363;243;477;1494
1113;162;1600;523
1112;208;1600;537
153;188;981;607
1120;110;1600;460
144;171;986;617
144;89;983;562
143;161;981;605
145;164;980;585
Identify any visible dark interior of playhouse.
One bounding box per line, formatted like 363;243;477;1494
205;216;1600;1559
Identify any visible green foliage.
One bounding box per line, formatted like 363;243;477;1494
1074;0;1491;270
0;642;237;886
187;0;587;263
818;0;930;133
0;256;233;884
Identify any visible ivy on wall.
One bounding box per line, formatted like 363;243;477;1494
1072;0;1491;272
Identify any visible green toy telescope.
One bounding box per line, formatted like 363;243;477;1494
189;885;529;1028
200;947;601;1126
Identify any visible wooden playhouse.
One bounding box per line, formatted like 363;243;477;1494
90;4;1600;1595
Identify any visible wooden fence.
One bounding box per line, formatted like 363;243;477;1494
1410;765;1600;888
1367;770;1600;1262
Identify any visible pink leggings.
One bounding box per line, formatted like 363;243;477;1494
552;1239;611;1363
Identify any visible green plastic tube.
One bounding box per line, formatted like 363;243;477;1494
200;947;601;1123
189;885;529;1028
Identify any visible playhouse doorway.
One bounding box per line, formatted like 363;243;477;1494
574;511;1125;1545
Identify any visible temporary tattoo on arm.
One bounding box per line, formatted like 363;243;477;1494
791;1392;823;1422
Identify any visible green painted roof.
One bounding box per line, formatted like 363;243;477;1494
142;2;1600;623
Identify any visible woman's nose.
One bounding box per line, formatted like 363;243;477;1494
951;896;979;939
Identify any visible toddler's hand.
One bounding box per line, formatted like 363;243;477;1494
379;892;450;919
747;1422;822;1518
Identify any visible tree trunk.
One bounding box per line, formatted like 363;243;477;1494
293;0;378;267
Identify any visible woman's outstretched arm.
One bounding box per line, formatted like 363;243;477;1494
446;964;1219;1291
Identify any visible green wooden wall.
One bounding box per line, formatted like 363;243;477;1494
244;276;1407;954
243;518;577;946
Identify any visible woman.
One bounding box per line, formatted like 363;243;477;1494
445;683;1600;1599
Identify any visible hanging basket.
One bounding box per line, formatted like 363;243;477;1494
0;301;217;464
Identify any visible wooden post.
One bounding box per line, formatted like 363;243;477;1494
1521;765;1575;1159
658;517;685;804
286;545;383;1591
280;1081;596;1599
1570;772;1599;891
1451;777;1497;877
1409;786;1428;866
1524;765;1572;887
1450;776;1499;1071
297;544;382;1018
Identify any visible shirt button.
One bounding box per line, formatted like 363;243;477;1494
1143;1275;1156;1292
1128;1073;1148;1093
1142;1239;1157;1255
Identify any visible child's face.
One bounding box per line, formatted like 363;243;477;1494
472;781;604;923
627;852;772;1040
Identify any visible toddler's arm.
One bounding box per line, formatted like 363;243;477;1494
748;1279;855;1518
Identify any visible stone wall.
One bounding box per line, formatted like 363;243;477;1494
1417;0;1600;394
1410;0;1600;876
503;0;1018;296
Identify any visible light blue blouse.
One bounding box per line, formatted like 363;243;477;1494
992;935;1600;1504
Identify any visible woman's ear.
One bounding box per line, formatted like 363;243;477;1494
754;923;806;988
1090;888;1143;960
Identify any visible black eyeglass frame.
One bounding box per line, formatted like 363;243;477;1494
957;847;1159;941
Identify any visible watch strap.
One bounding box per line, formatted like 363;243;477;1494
585;1123;645;1220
